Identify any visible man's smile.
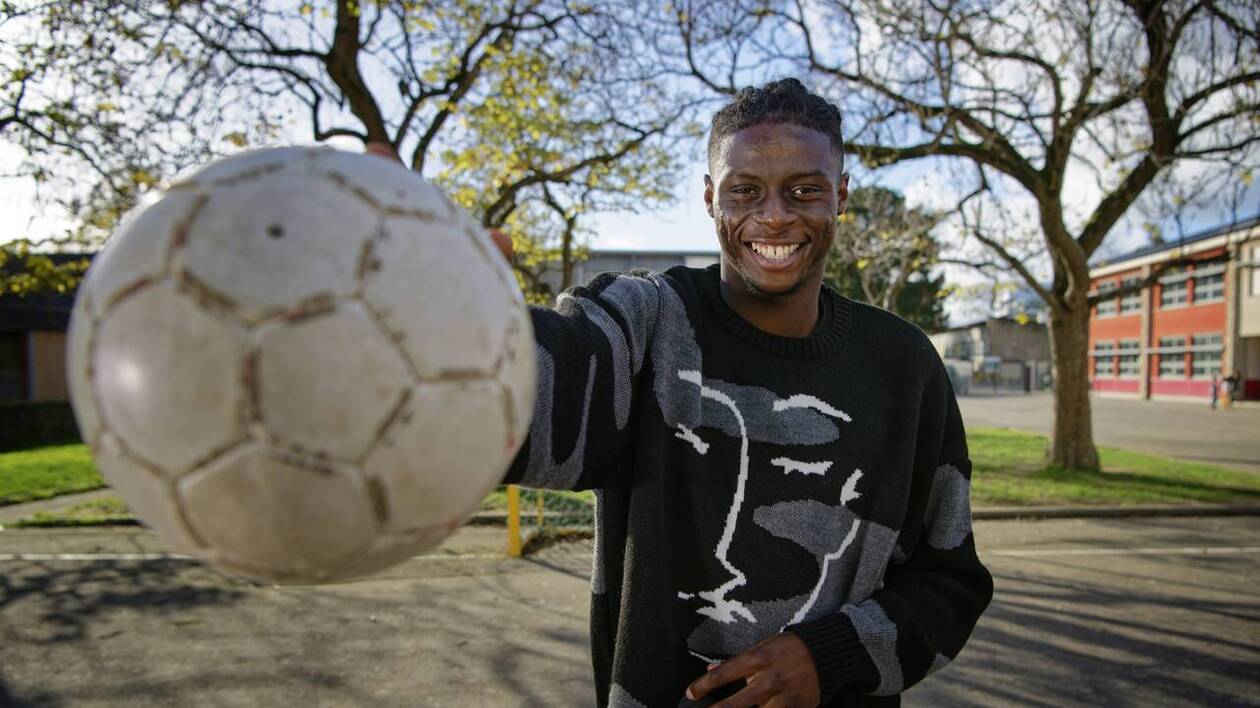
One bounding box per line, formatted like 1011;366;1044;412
745;240;808;270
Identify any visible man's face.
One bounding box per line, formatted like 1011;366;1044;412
705;123;849;297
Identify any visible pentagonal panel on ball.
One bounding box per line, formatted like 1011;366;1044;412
256;302;412;462
179;170;376;321
178;444;377;579
85;190;202;317
94;433;201;551
66;284;101;446
311;150;454;217
363;380;509;534
94;279;247;475
363;216;512;377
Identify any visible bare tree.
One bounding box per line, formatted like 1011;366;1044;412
2;0;694;295
673;0;1260;469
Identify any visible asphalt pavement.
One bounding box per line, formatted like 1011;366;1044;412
2;518;1258;707
958;392;1260;474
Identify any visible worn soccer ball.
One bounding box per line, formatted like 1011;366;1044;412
66;146;535;583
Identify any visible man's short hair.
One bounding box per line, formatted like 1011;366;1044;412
707;78;845;171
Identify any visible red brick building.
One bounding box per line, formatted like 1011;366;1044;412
1088;216;1260;401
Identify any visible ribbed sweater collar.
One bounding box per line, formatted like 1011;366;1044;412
694;263;853;359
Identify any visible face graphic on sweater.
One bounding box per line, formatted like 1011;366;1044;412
607;274;896;663
661;368;900;664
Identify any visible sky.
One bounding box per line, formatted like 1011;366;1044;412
4;0;1257;329
5;135;1257;327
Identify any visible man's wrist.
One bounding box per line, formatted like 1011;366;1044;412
786;612;879;701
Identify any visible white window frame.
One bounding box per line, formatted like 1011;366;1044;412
1160;279;1188;309
1157;336;1187;378
1119;277;1142;314
1118;340;1141;378
1092;340;1116;378
1190;333;1223;379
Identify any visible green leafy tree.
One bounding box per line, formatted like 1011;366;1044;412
823;186;946;331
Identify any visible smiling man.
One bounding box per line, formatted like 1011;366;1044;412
503;78;992;707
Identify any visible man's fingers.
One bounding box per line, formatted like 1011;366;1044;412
709;679;775;708
488;228;513;263
685;652;761;701
364;141;402;164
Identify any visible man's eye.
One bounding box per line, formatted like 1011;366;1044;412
731;186;758;195
791;186;822;197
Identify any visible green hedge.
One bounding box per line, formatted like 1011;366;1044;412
0;401;81;451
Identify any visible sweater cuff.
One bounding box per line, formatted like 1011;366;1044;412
786;612;880;702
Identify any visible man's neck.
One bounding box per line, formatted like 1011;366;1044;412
718;266;823;338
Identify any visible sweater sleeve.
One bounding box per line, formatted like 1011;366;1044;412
501;270;663;491
787;344;994;701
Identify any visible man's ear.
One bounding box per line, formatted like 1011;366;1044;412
703;174;715;218
836;172;850;216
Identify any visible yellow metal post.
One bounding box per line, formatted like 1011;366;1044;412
506;484;522;557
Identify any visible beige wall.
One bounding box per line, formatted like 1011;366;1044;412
30;330;68;401
985;318;1051;361
1239;239;1260;337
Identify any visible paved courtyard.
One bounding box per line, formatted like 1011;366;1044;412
2;517;1258;706
959;392;1260;473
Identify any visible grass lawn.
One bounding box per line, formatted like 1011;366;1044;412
969;426;1260;506
13;495;133;527
5;429;1258;526
0;444;104;505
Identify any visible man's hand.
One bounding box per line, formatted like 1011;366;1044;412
685;633;822;708
363;141;513;264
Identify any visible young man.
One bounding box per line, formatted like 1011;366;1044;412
503;78;992;707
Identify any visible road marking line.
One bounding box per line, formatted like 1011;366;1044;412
0;552;510;562
987;546;1260;557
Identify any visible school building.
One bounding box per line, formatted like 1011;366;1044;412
1087;215;1260;402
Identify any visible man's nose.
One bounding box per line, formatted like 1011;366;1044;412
756;192;796;231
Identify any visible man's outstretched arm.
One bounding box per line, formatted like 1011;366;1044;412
502;270;665;491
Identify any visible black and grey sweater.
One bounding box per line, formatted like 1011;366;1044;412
504;264;992;707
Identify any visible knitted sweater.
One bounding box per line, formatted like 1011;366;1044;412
504;264;993;707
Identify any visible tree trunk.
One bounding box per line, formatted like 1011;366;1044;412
560;221;576;291
1046;301;1101;470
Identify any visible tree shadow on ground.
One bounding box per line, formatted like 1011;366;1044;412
0;552;597;707
910;559;1260;706
0;559;246;645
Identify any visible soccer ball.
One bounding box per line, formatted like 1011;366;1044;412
66;147;535;583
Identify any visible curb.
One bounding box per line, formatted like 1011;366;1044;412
4;505;1258;531
973;504;1260;520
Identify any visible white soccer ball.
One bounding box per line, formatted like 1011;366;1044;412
66;146;535;583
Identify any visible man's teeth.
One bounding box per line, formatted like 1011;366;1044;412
750;242;802;260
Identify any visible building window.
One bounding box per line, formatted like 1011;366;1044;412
1119;277;1142;314
1092;340;1116;378
1192;263;1225;303
1096;281;1118;317
1160;273;1188;309
1118;339;1141;378
1191;333;1223;379
1157;336;1187;378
